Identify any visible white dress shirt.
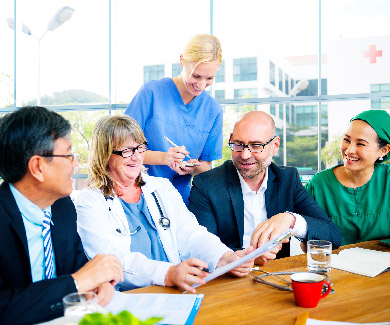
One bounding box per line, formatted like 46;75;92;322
237;167;307;248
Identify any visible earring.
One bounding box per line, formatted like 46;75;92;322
379;156;384;161
344;150;348;155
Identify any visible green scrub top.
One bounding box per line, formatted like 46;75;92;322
305;164;390;245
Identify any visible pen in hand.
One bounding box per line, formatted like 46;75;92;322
163;135;191;160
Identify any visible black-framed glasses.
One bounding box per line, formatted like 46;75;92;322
229;136;276;153
41;149;79;161
112;142;148;158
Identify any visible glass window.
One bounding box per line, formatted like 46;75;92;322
279;69;283;91
270;61;275;86
115;0;209;103
296;79;327;96
270;103;276;116
172;63;181;77
234;88;257;99
285;74;290;95
233;57;257;82
1;2;14;107
371;83;390;109
278;104;283;120
144;65;164;83
214;89;225;102
215;60;225;83
6;1;111;106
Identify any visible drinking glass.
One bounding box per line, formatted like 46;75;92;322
63;292;97;325
307;240;332;273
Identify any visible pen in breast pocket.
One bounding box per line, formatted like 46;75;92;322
163;135;191;160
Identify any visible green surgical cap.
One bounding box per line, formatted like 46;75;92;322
350;110;390;162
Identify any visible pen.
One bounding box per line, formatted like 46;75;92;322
163;135;191;160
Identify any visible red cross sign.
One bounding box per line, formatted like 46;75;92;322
364;45;382;64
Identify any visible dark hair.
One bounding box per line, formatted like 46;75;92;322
0;106;71;183
377;136;388;149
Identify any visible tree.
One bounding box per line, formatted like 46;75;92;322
321;135;343;168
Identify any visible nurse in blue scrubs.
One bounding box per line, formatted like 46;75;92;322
125;34;224;205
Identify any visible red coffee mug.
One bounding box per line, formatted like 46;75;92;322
290;272;331;308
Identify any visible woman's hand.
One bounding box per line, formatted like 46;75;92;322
166;146;189;166
164;258;209;293
170;159;199;175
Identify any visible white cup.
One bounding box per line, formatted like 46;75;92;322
63;292;97;325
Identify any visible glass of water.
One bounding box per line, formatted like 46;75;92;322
307;240;332;273
63;292;97;325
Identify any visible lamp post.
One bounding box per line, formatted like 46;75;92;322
7;6;74;105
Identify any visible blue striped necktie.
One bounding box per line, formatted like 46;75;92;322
42;211;54;279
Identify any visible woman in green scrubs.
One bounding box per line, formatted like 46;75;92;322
306;110;390;245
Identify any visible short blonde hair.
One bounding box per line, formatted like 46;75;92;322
182;34;223;67
88;115;146;198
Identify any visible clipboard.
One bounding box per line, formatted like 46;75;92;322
192;229;293;289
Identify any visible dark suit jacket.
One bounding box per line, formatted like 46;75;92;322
188;161;342;257
0;182;88;325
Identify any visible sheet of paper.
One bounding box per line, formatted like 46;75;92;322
306;319;390;325
105;291;203;325
332;247;390;277
193;229;292;289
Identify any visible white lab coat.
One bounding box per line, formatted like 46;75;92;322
76;173;231;289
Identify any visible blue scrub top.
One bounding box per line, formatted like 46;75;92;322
119;194;168;262
125;78;223;205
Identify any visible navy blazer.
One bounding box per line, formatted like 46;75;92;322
188;161;341;257
0;182;88;325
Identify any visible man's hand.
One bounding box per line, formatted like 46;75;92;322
250;213;295;249
95;282;115;307
254;243;282;265
216;246;255;277
164;258;209;294
72;254;123;294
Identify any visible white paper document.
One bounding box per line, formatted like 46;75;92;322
306;319;390;325
192;229;292;289
105;291;203;325
331;247;390;277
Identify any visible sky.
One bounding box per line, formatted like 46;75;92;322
1;0;390;106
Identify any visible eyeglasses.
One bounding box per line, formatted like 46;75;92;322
41;149;79;161
229;136;276;153
112;142;148;158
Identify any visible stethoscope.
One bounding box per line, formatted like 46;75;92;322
106;191;171;236
151;192;170;230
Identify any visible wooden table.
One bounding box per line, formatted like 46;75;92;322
129;241;390;324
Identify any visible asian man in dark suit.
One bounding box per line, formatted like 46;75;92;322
0;106;124;325
188;111;341;264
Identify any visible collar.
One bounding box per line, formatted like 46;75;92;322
236;167;269;195
9;183;52;226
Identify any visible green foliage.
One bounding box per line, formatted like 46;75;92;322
321;135;343;168
60;111;106;169
79;311;163;325
286;135;319;168
25;89;108;106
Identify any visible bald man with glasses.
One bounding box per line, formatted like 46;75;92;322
188;111;341;264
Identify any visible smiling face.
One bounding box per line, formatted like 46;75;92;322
341;120;386;172
43;136;78;200
180;60;220;99
231;111;280;189
107;138;145;186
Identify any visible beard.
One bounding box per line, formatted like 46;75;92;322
232;153;273;179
